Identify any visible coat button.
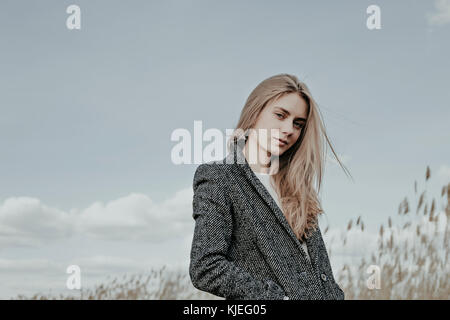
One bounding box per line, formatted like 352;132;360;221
283;296;290;300
321;273;327;281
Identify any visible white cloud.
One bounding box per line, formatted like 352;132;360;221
323;210;448;276
427;0;450;26
0;258;61;274
0;186;196;297
0;188;195;248
437;164;450;183
77;189;194;242
0;197;75;249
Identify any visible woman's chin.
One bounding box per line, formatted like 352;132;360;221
269;145;285;157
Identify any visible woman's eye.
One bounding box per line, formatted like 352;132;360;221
275;113;283;118
294;123;303;129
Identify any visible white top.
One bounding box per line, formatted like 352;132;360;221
252;171;311;262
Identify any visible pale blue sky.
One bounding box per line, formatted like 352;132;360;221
0;0;449;298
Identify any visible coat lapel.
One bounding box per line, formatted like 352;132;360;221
225;138;319;268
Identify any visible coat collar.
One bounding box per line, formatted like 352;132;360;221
224;138;319;268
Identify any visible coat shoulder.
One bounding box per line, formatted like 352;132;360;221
193;157;234;183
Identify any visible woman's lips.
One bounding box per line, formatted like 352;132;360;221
275;138;287;146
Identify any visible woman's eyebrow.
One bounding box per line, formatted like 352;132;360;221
274;106;306;121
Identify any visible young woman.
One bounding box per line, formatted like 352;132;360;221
189;73;351;300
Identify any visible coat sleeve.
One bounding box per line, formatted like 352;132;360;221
189;163;286;300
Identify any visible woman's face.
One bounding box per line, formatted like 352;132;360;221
250;92;308;157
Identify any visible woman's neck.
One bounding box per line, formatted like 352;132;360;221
243;138;272;174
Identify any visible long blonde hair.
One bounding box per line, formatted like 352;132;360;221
227;73;352;241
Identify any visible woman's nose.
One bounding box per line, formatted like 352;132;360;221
281;123;294;135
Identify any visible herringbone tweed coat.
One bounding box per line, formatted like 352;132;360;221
189;138;345;300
